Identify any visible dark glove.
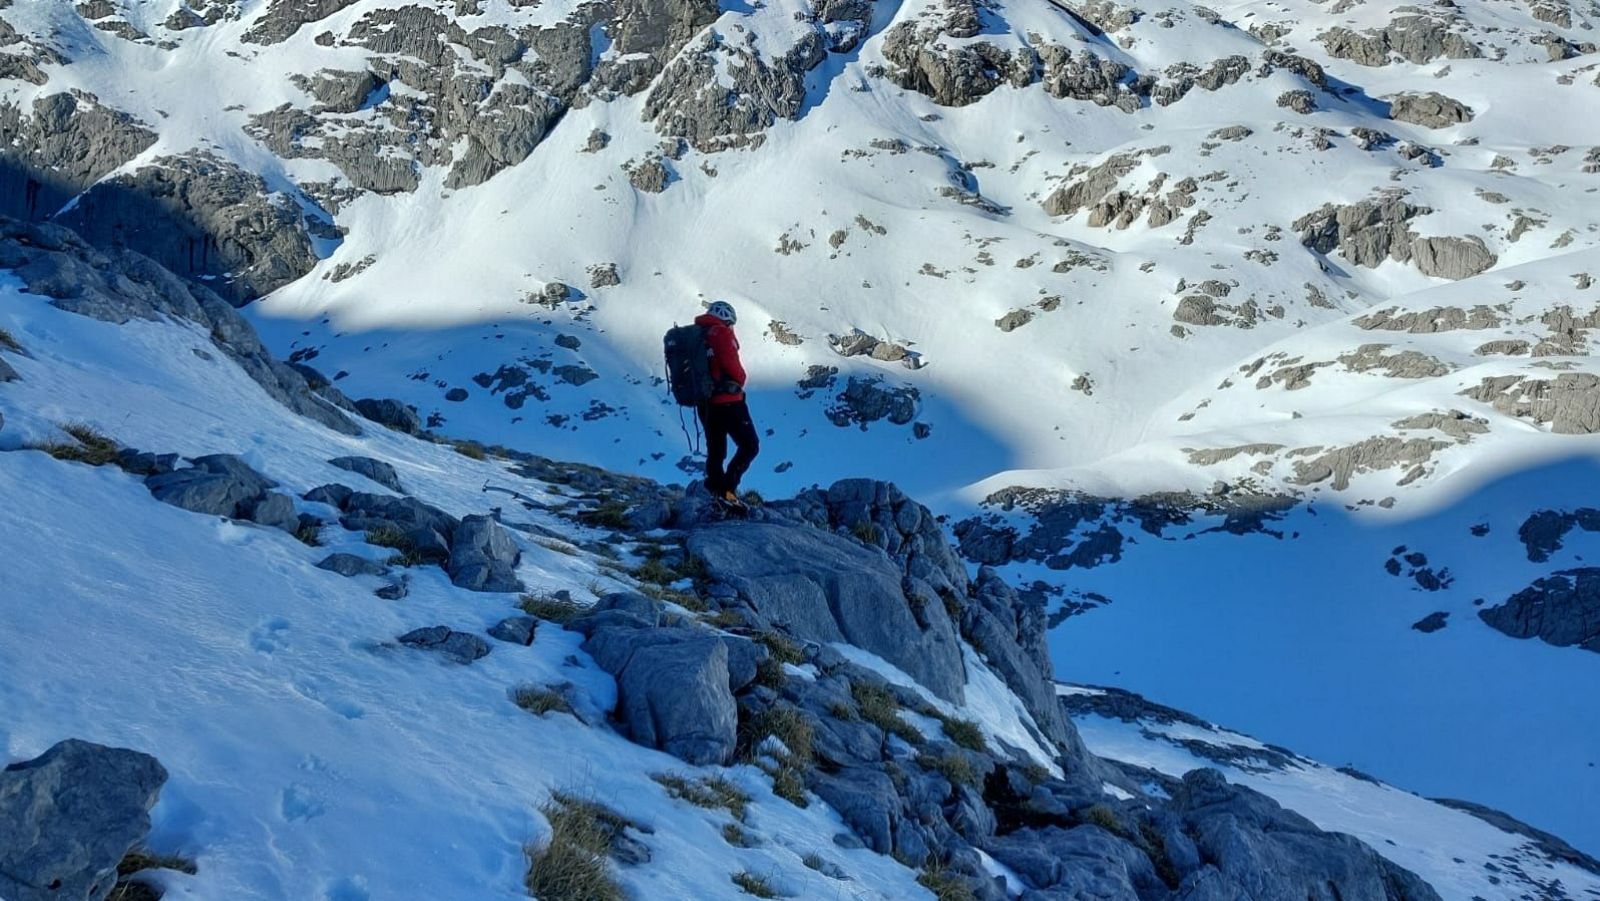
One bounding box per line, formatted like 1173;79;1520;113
719;379;744;395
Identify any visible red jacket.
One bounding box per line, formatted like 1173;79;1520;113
695;313;746;404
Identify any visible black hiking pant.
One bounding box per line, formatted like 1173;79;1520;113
698;400;759;495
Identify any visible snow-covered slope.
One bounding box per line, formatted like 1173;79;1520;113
3;0;1598;502
2;0;1599;886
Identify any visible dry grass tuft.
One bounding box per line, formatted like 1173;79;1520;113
525;794;626;901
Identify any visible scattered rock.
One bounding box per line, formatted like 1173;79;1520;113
316;553;389;578
488;615;538;646
329;456;403;492
0;739;168;901
447;515;524;592
398;626;492;663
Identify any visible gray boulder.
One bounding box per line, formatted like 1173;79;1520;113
689;520;966;702
810;766;900;853
1410;236;1495;279
316;553;388;578
353;398;422;435
0;739;167;901
1387;91;1474;128
245;492;299;532
145;454;275;518
447;515;524;592
583;626;738;765
398;626;491;664
329;456;403;492
488;615;538;646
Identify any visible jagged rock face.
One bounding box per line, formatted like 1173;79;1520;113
0;93;157;223
0;218;358;434
57;154;321;304
0;740;168;901
241;0;362;44
1480;568;1600;652
644;30;824;151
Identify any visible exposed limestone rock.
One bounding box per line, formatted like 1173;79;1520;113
1337;343;1453;379
626;156;671;193
644;30;824;151
1288;436;1450;490
1276;89;1316;114
57;153;321;304
1294;195;1426;268
1387;91;1475;128
1411;235;1496;279
1476;339;1531;356
828;329;922;369
1186;443;1286;466
1318;17;1481;65
1462;373;1600;434
0;92;157;222
995;309;1035;332
1294;195;1496;280
241;0;360;44
1393;410;1489;442
588;261;620;288
1041;153;1141;217
1355;305;1506;333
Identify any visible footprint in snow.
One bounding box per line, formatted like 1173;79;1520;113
280;784;326;821
288;678;366;720
249;616;291;654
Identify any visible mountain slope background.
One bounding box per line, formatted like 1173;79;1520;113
1;0;1599;883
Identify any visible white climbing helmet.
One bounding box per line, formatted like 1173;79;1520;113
707;300;737;325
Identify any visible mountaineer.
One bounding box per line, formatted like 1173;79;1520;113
663;300;760;512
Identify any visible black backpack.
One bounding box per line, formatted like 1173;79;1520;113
663;323;714;406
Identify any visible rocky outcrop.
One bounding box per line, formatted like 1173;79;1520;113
56;153;321;304
0;92;157;223
827;376;920;428
241;0;361;45
1293;196;1496;280
1462;373;1600;434
1319;17;1481;65
1480;568;1600;652
1288;436;1450;490
1518;508;1600;562
644;30;825;151
689;516;968;702
1387;91;1475;128
0;219;358;434
0;740;168;901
